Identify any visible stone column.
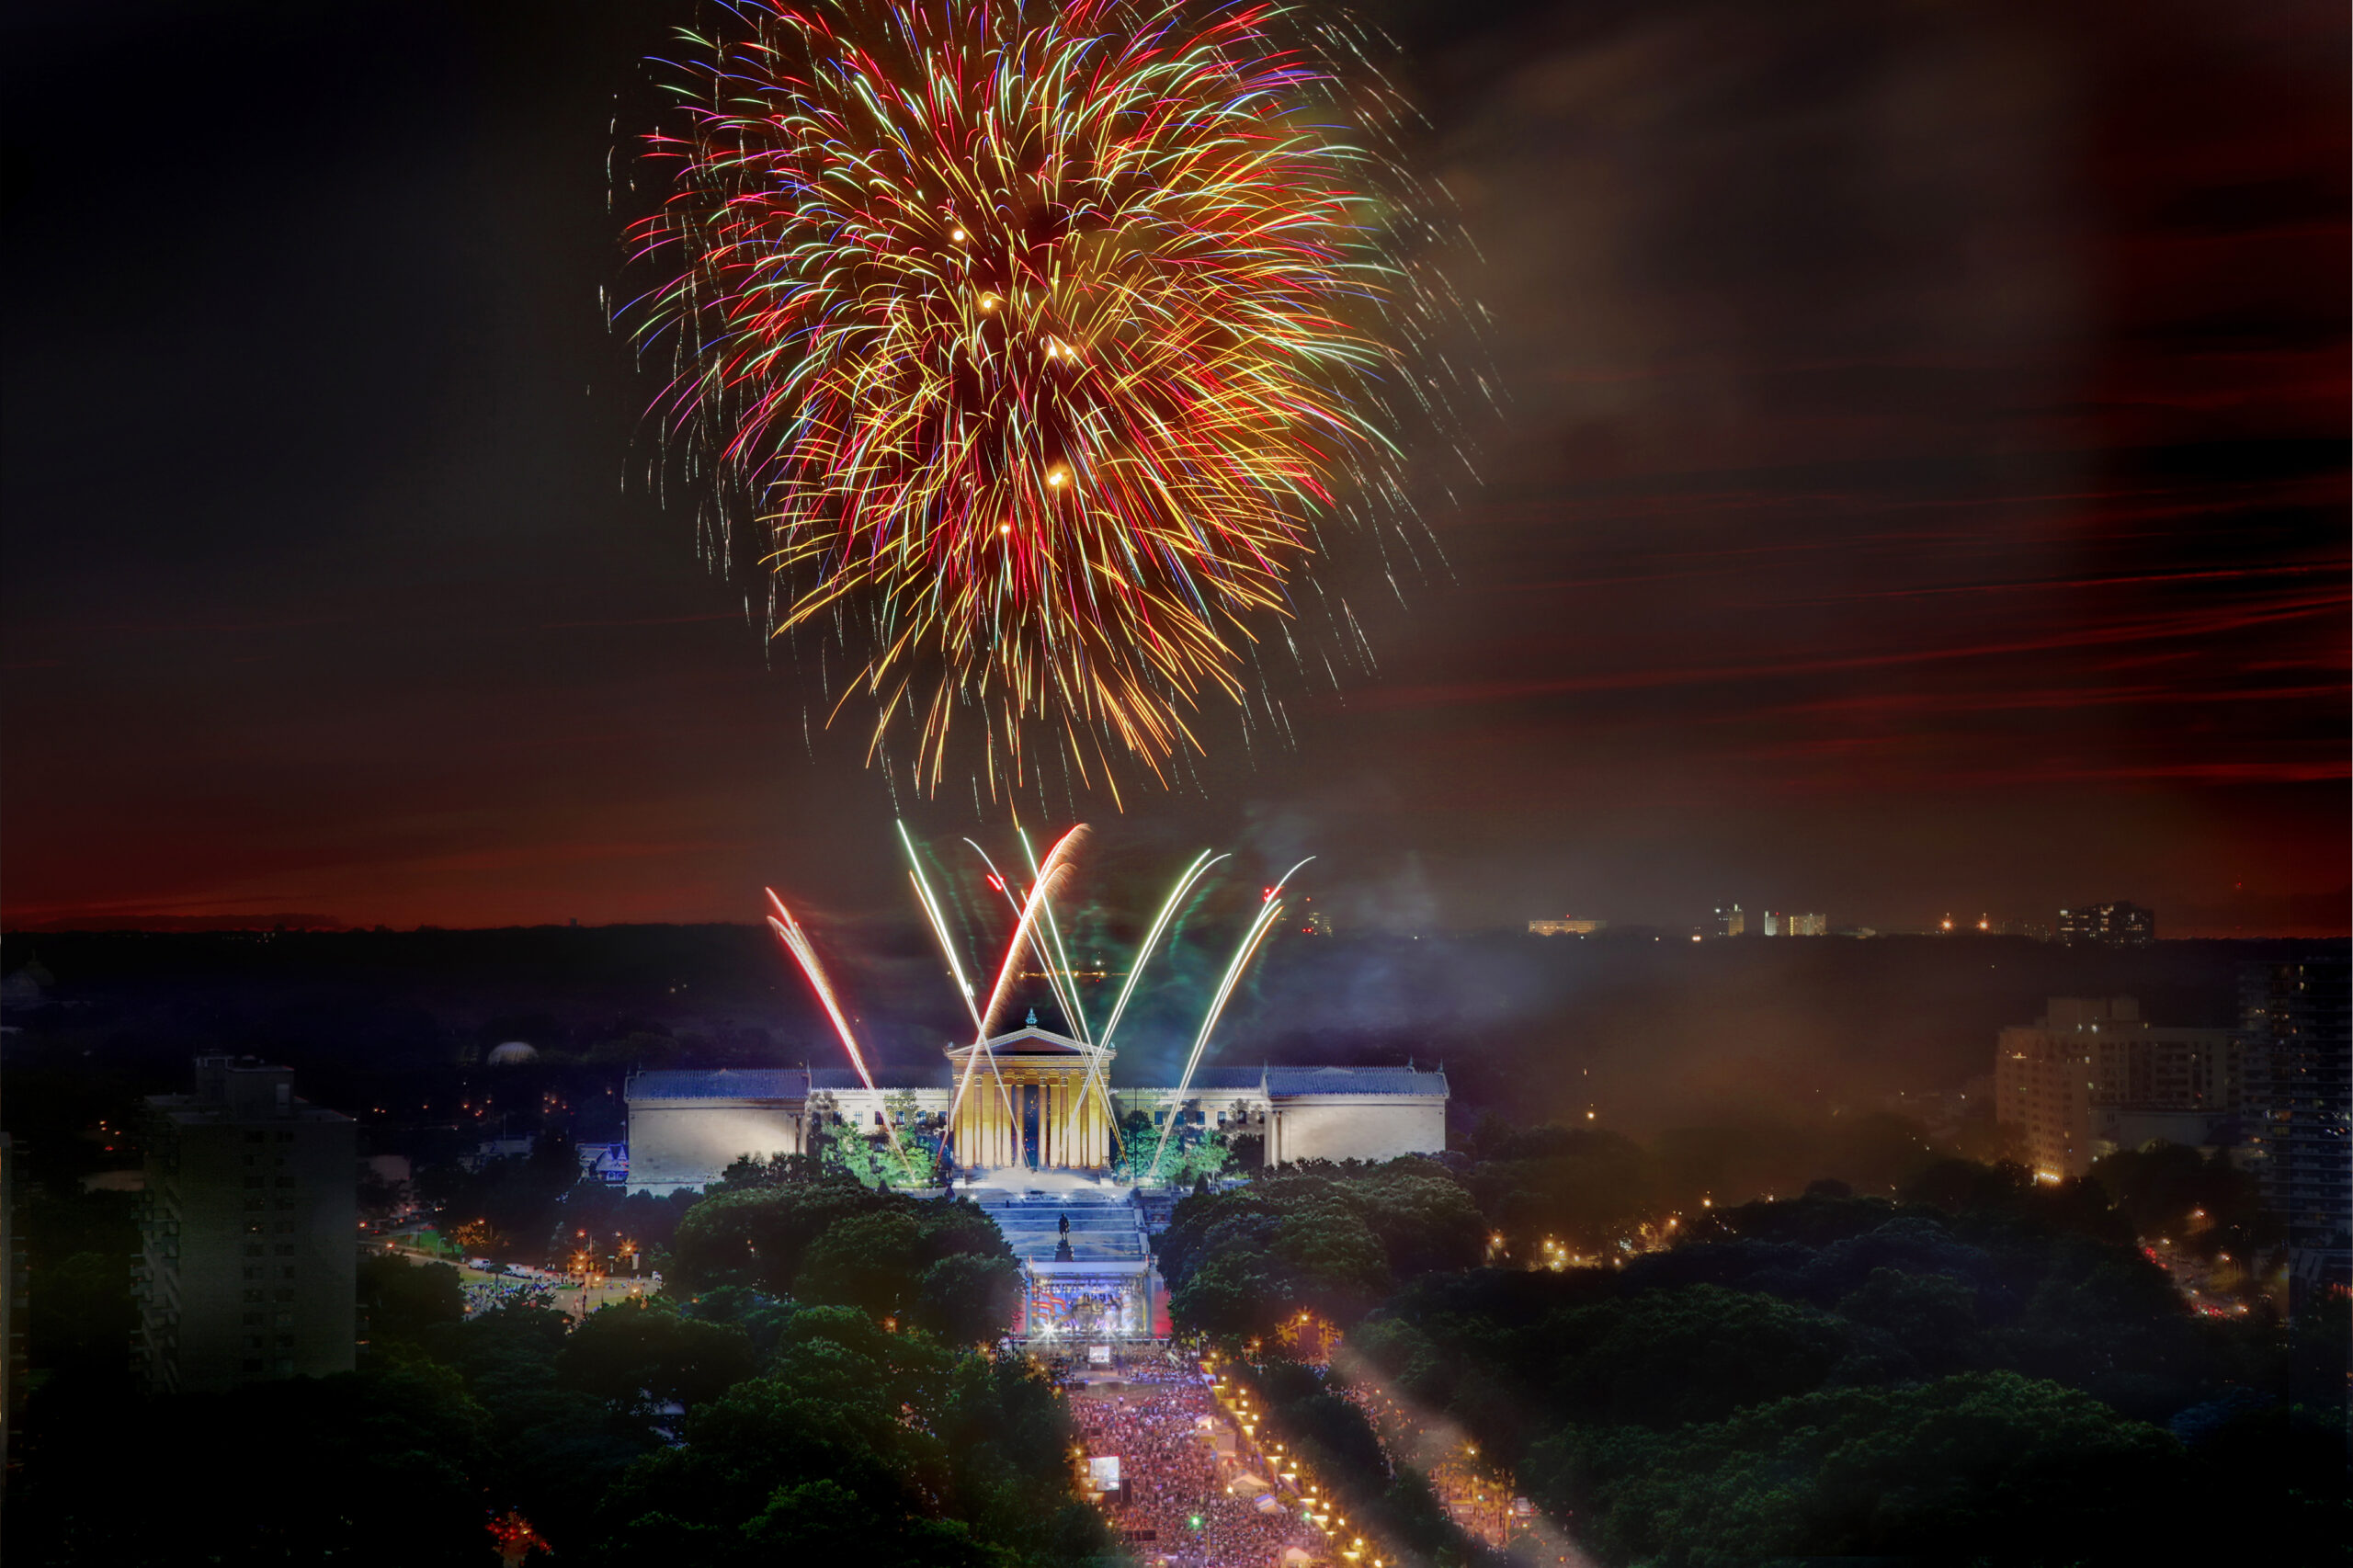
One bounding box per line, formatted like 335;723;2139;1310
1042;1075;1056;1168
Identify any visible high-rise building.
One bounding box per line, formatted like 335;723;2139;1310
1714;904;1745;938
135;1057;356;1393
2057;902;2155;947
2240;957;2351;1301
0;1128;16;1485
1995;998;2237;1181
1786;913;1827;937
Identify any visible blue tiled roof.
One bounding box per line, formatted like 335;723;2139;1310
1115;1065;1448;1096
812;1063;952;1091
1262;1066;1448;1096
627;1069;806;1101
1187;1066;1268;1091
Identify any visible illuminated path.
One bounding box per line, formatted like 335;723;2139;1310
1330;1346;1598;1568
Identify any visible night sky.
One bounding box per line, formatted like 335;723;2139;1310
3;0;2344;937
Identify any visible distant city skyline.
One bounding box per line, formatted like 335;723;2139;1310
1;886;2327;941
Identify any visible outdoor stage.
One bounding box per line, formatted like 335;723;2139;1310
961;1174;1170;1345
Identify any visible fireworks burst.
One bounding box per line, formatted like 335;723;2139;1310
764;823;1302;1178
626;0;1472;796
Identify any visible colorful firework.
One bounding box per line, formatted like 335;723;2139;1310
627;0;1471;795
897;821;1302;1173
1144;854;1309;1179
767;823;1300;1177
764;887;921;1181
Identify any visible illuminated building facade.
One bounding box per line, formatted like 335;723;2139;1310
135;1058;356;1393
1528;918;1605;936
623;1025;1448;1195
1995;998;2236;1181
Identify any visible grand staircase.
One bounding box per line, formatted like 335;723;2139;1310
971;1187;1150;1268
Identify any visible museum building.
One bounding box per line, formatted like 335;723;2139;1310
621;1022;1449;1196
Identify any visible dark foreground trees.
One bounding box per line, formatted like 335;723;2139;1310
666;1167;1023;1341
596;1306;1108;1568
6;1165;1094;1567
8;1356;500;1567
1154;1157;1483;1335
1551;1371;2186;1566
1180;1147;2342;1568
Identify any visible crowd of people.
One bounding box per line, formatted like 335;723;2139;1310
1069;1358;1330;1568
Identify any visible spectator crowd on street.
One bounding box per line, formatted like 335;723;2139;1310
1069;1358;1329;1568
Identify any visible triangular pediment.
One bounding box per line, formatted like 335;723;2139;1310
944;1025;1100;1058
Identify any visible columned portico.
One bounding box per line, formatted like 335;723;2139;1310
946;1025;1118;1171
623;1057;1447;1194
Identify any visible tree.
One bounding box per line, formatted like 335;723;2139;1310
676;1285;801;1354
666;1171;1018;1338
1836;1266;1980;1370
1565;1372;2185;1567
557;1300;757;1415
1467;1126;1656;1254
798;1209;929;1316
2091;1142;2272;1262
915;1252;1024;1345
7;1357;499;1567
1531;1284;1851;1432
359;1252;465;1349
422;1303;655;1550
31;1250;137;1378
594;1305;1108;1568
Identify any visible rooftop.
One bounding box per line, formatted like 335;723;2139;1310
627;1062;1448;1102
626;1068;809;1101
1262;1066;1449;1096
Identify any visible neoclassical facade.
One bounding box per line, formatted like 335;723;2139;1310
622;1024;1449;1196
945;1026;1120;1171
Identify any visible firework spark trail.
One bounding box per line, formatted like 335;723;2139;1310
1146;856;1313;1181
964;835;1223;1165
898;820;980;1026
627;0;1471;795
1079;846;1225;1159
1017;826;1093;1043
947;824;1088;1165
968;835;1091;1044
905;821;1034;1165
764;889;918;1183
1011;825;1122;1160
1099;848;1226;1051
973;828;1112;1165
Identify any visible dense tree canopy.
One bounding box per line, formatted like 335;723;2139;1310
593;1306;1108;1568
1183;1145;2337;1568
1156;1158;1484;1336
557;1300;760;1415
665;1169;1020;1341
2090;1141;2275;1270
8;1356;501;1567
1549;1371;2188;1568
11;1155;1085;1566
